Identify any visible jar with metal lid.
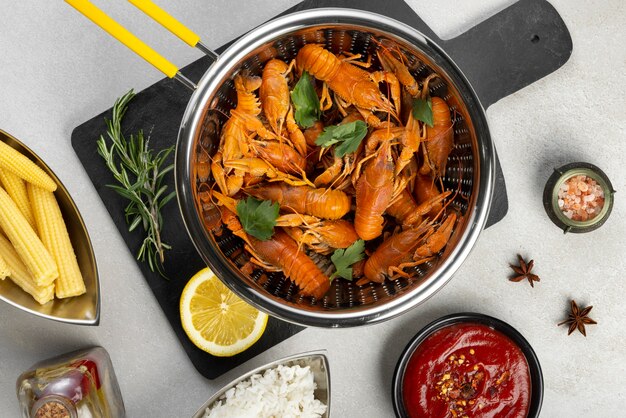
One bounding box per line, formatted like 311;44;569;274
16;346;125;418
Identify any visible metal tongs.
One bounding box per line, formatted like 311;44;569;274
65;0;218;90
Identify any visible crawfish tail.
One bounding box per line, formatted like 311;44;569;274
386;189;420;226
302;187;351;220
363;228;424;283
315;219;359;249
247;183;351;220
234;74;262;116
251;140;307;175
296;44;341;81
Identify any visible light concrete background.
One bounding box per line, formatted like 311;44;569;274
1;0;624;416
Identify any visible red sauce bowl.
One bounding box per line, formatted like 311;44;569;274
392;313;543;418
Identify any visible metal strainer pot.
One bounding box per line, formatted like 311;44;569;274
175;9;494;327
67;2;494;327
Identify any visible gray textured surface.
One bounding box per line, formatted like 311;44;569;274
0;1;624;417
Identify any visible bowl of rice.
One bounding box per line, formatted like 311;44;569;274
192;351;330;418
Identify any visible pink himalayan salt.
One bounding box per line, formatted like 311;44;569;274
557;175;604;221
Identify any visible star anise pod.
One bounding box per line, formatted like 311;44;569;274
509;254;540;287
558;300;597;336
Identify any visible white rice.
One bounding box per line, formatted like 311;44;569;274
204;364;327;418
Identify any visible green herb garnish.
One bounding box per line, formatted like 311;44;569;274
315;120;368;157
291;71;320;128
97;90;176;277
329;239;366;281
236;197;280;241
412;96;434;127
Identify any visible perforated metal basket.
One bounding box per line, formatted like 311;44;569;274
175;9;495;327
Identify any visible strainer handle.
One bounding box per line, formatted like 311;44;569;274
65;0;197;91
128;0;218;61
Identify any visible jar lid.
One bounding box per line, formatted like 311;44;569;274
543;162;615;233
31;395;77;418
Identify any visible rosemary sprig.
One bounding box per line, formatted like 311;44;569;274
96;90;176;277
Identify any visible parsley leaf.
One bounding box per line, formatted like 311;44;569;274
315;120;368;157
329;239;366;281
236;197;279;241
412;96;434;127
291;71;320;128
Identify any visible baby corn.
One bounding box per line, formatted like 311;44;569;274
28;184;85;298
0;187;58;286
0;141;57;192
0;252;10;279
0;233;54;304
0;168;36;228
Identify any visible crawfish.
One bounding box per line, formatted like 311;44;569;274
282;218;359;254
248;230;330;299
314;153;357;190
395;112;422;175
219;205;330;299
414;173;443;218
211;151;244;197
249;140;307;175
246;182;351;220
354;139;395;240
314;111;363;188
361;112;419;177
296;44;401;127
376;40;420;97
213;74;277;195
223;158;312;188
314;154;343;187
420;96;454;178
260;59;292;135
361;221;432;284
387;189;451;227
220;74;275;162
361;213;456;284
414;212;457;258
259;59;307;156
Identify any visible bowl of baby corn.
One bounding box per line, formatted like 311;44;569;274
0;130;99;325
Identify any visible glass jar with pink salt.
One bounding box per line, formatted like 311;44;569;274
543;162;614;233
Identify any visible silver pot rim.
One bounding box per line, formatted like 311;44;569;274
175;8;495;327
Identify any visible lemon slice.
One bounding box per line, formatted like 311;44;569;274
180;268;268;357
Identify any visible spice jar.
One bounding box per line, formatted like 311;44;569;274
16;346;125;418
543;162;615;233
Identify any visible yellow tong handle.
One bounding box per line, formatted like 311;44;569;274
65;0;179;78
128;0;201;48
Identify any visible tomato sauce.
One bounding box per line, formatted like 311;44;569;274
402;323;531;418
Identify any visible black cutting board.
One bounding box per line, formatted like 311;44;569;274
71;0;571;379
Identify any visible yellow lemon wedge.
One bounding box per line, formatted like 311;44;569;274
180;268;268;357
